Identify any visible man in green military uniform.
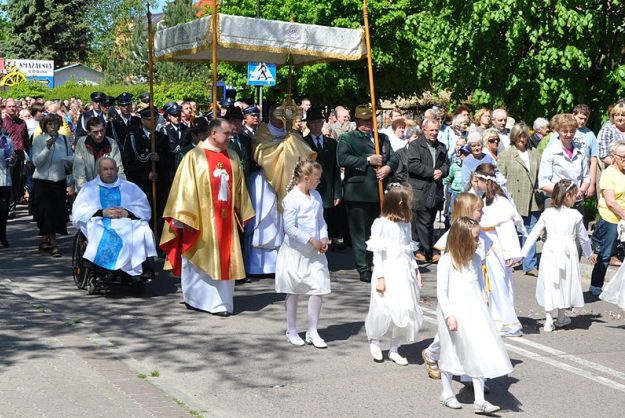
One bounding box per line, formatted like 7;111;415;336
337;105;398;282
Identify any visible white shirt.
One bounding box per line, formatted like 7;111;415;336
517;149;530;170
282;187;328;249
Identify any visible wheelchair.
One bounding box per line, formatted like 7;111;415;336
71;231;155;295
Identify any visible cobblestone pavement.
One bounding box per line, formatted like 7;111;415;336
0;283;190;417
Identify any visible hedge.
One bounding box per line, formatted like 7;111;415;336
0;81;214;108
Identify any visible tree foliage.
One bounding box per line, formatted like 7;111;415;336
2;0;90;66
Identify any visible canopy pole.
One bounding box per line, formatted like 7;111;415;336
362;0;384;209
146;1;158;233
211;0;219;118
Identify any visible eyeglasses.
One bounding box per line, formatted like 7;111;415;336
614;154;625;160
488;138;500;143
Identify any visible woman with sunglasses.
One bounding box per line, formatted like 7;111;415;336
483;129;501;161
461;131;497;189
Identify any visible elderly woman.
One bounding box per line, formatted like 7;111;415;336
482;128;501;161
387;117;408;151
445;113;469;157
498;122;542;276
31;114;73;257
529;117;549;149
0;130;15;247
461;131;496;188
470;108;492;134
589;139;625;295
598;102;625;166
538;113;590;209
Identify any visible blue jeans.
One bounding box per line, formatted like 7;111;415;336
521;212;539;272
590;220;618;288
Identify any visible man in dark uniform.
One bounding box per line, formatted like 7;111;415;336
337;105;398;282
138;93;151;110
241;105;260;137
122;108;174;237
76;92;107;137
162;102;186;153
107;92;142;150
304;107;343;248
224;105;252;182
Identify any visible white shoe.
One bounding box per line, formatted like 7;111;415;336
473;401;500;414
388;351;408;366
543;322;555;332
305;331;328;349
369;342;383;362
441;395;462;409
286;331;305;346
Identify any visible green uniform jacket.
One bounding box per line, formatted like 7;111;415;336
337;130;398;203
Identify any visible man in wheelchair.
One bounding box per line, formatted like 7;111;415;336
72;157;157;280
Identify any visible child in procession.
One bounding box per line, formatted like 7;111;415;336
365;183;423;365
521;179;597;332
437;217;513;414
275;160;331;348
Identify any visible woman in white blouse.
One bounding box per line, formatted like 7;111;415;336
497;122;542;276
31;113;73;257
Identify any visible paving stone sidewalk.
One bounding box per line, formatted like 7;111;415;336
0;283;190;418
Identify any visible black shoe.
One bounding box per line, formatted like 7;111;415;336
211;311;231;317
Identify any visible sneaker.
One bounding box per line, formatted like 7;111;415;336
441;395;462;409
388;351;408;366
474;401;500;414
589;285;603;296
369;342;383;362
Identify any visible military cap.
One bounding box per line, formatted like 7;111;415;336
90;91;107;103
243;105;260;116
164;102;182;116
101;95;115;107
221;97;236;109
224;105;244;120
139;92;151;104
190;116;210;131
139;107;159;119
305;107;324;121
354;104;373;120
117;92;133;106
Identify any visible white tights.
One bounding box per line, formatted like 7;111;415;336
286;294;323;335
441;371;485;403
369;327;401;353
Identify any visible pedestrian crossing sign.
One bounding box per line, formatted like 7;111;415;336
247;62;277;86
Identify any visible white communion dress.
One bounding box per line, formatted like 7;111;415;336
521;207;592;311
365;217;423;343
437;253;513;378
600;263;625;310
274;188;331;295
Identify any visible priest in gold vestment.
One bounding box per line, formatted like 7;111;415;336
160;118;254;316
245;104;316;274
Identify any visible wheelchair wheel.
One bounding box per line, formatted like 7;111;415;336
71;233;89;290
86;270;97;295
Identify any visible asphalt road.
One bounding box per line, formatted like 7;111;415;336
1;210;624;417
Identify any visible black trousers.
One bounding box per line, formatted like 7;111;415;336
345;201;380;274
412;207;438;257
9;150;25;212
0;186;10;240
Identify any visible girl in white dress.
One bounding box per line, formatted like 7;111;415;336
437;217;513;414
365;183;423;365
521;180;597;332
423;193;491;380
275;160;331;348
474;163;525;337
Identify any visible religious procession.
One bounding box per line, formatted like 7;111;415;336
2;1;625;417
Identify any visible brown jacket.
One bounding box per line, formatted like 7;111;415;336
498;146;542;216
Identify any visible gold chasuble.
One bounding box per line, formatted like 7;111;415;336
160;141;254;279
252;123;317;205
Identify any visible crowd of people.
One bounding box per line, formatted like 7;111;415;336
2;91;625;412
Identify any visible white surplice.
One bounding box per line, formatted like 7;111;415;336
72;176;157;276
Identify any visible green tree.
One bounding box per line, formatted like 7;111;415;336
2;0;89;66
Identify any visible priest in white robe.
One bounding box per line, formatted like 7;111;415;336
245;102;316;274
72;157;157;276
